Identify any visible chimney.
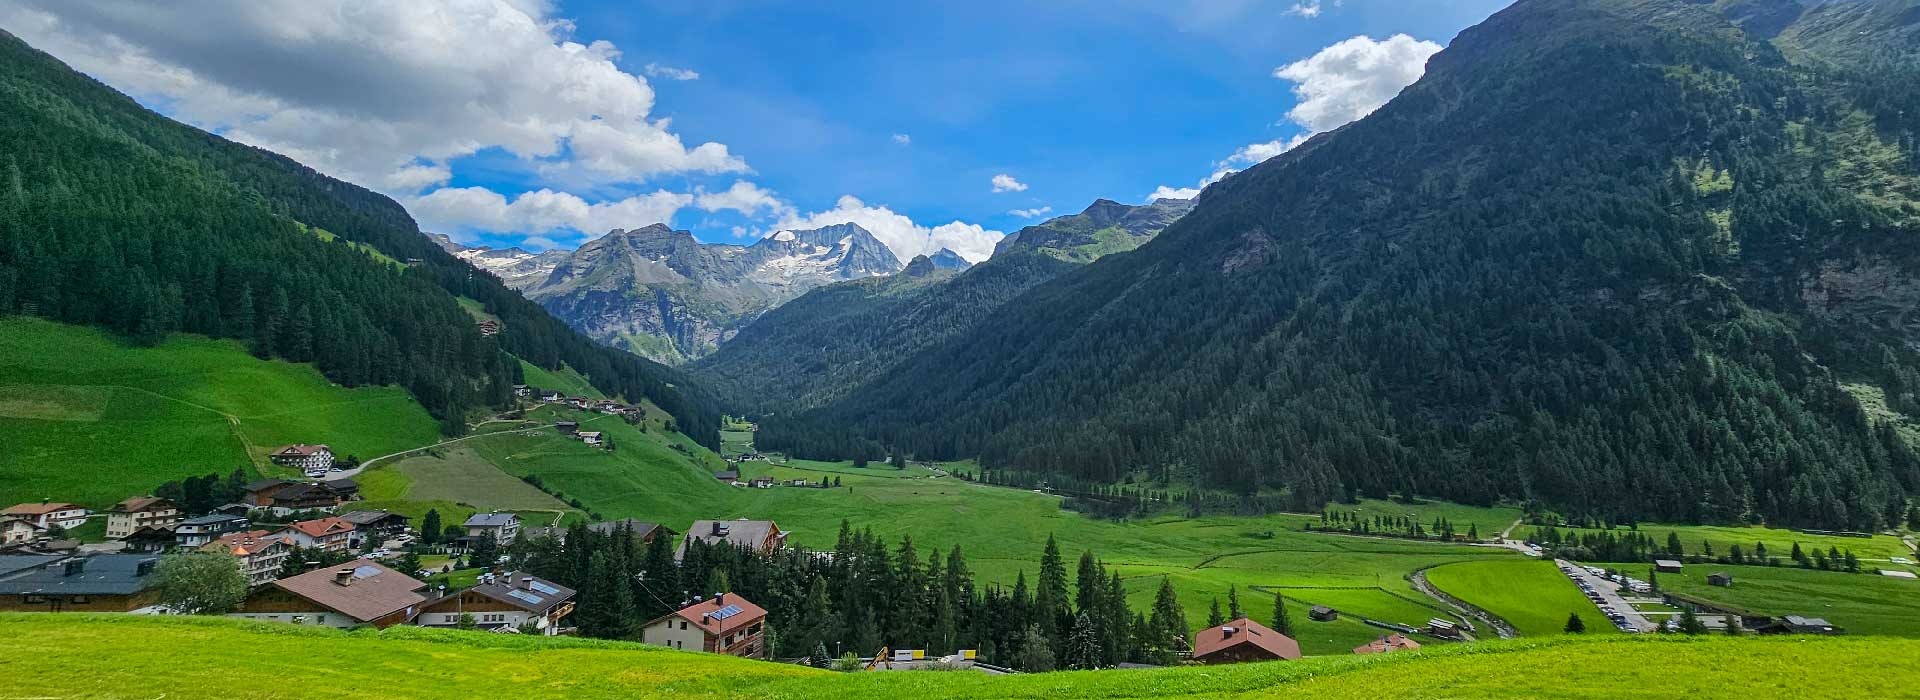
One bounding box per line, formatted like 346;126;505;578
714;592;725;605
334;568;354;586
1221;626;1236;638
711;521;724;536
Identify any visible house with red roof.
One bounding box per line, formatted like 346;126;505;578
640;593;767;657
277;517;356;553
1190;617;1301;664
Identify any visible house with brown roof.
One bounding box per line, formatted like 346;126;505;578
680;519;786;559
105;497;180;539
337;510;410;545
230;559;429;628
242;479;352;515
419;571;577;635
2;502;90;531
201;531;294;586
1353;633;1422;655
268;444;334;475
1190;618;1301;665
278;517;356;553
1;517;45;547
641;593;767;656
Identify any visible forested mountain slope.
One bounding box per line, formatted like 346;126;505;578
693;199;1193;416
762;0;1920;528
0;30;720;447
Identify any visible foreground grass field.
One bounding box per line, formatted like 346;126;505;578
0;317;440;506
2;615;1915;700
1425;559;1615;637
1611;563;1920;636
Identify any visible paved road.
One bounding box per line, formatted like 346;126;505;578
1556;559;1656;633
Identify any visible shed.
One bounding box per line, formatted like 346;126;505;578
1654;559;1684;573
1707;572;1733;587
1308;605;1337;622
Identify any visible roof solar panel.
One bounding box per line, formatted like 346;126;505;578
711;604;743;620
529;581;561;595
507;589;545;605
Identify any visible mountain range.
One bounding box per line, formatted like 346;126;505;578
749;0;1920;529
440;223;974;364
693;197;1195;413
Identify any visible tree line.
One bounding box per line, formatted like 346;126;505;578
508;521;1204;671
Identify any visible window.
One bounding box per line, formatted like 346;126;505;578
24;595;44;604
70;596;90;604
679;621;688;630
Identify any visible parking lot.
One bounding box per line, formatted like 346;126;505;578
1556;560;1657;633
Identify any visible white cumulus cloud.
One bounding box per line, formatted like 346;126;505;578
643;62;700;81
991;174;1029;193
892;133;913;145
409;187;692;242
776;195;1003;264
1285;2;1323;18
1149;33;1439;202
695;181;792;218
1009;207;1053;219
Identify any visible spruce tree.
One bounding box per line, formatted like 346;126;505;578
1564;612;1586;633
1271;592;1293;636
580;550;637;639
1206;597;1224;627
1035;535;1071;648
1227;585;1244;620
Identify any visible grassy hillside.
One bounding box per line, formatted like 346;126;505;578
2;615;1915;700
0;317;439;506
517;359;607;400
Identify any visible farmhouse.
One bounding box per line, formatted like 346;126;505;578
1778;615;1842;635
540;390;563;402
681;519;787;558
748;477;774;489
240;478;359;515
641;593;767;657
1;517;45;546
120;527;176;553
279;517;357;553
2;502;90;531
232;559;430;629
464;512;521;547
419;571;576;635
337;510;410;545
1190;618;1301;664
714;471;740;484
0;554;165;613
1654;559;1685;573
1353;634;1422;655
268;444;334;474
201;531;294;586
477;319;499;336
174;514;251;548
105;497;180;539
578;431;603;446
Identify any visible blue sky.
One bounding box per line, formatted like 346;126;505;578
3;0;1512;261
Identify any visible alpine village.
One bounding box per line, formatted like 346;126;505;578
2;1;1919;699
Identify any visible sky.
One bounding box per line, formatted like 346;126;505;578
0;0;1513;263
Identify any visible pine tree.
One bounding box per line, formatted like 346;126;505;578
580;550;637;639
1271;592;1293;636
1149;577;1188;658
1679;608;1707;635
1035;535;1070;648
1564;612;1586;633
1206;597;1224;627
1064;611;1102;670
1667;531;1684;557
1227;585;1244;620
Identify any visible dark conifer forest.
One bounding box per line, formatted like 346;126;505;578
756;0;1920;529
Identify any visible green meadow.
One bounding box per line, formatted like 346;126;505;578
517;359;606;400
2;614;1915;700
352;404;1525;654
1424;559;1617;637
1614;563;1920;637
1522;522;1917;571
0;317;439;507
